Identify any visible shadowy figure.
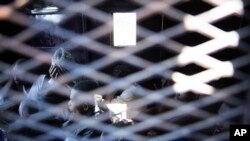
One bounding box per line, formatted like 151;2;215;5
18;75;48;118
64;80;103;141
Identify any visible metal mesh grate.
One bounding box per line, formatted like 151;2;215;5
0;0;250;141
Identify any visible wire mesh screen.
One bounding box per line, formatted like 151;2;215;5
0;0;250;141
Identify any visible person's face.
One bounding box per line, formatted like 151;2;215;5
68;89;94;114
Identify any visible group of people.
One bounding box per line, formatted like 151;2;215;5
0;47;231;141
0;48;140;141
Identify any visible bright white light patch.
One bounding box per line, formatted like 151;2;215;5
34;14;64;24
31;6;59;14
113;13;136;47
107;103;127;121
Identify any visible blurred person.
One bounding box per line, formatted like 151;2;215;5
0;81;12;108
49;47;74;87
109;84;141;122
0;59;31;141
0;59;27;107
106;64;131;102
108;65;141;121
49;47;96;87
64;80;104;141
18;75;48;118
100;65;142;141
67;80;98;115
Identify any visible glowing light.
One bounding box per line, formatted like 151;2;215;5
172;61;234;95
34;14;64;24
31;6;64;24
172;72;215;95
113;13;136;47
107;103;127;121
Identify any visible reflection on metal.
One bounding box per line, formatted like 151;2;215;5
31;6;59;14
34;14;64;24
31;6;64;24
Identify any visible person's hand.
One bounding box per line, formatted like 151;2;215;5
50;48;73;79
49;64;67;79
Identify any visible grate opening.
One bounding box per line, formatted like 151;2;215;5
209;47;246;61
212;15;250;32
171;63;206;76
208;77;241;89
99;61;142;78
173;0;214;15
135;44;177;63
0;20;27;37
172;31;212;46
137;75;174;90
139;13;179;32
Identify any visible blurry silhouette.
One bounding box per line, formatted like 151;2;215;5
19;75;48;118
64;80;102;141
